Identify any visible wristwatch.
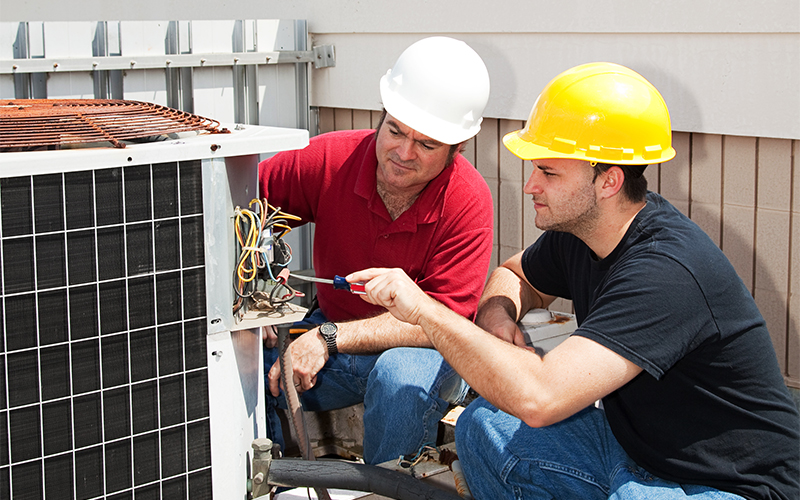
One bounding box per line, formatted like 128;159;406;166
319;322;338;356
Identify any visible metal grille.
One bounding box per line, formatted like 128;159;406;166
0;162;212;499
0;100;229;151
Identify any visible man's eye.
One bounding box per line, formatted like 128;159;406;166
420;143;434;151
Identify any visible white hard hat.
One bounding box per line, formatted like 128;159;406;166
379;37;490;145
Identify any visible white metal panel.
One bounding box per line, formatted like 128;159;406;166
257;65;299;128
256;19;297;51
192;67;235;123
27;21;44;57
108;20;122;55
42;21;94;58
0;23;16;95
119;21;170;103
0;75;12;96
256;19;301;128
43;71;94;98
190;21;237;123
42;21;96;98
191;20;237;53
119;20;170;56
121;69;168;104
0;22;17;59
207;329;266;500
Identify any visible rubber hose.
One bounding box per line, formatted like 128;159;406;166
267;459;464;500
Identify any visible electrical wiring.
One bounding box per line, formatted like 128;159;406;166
231;199;303;315
397;442;439;469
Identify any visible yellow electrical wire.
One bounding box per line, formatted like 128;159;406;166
232;199;303;308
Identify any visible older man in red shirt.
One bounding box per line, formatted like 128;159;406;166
259;37;493;465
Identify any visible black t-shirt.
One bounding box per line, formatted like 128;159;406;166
521;192;800;500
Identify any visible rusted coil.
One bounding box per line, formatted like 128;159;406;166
0;99;229;151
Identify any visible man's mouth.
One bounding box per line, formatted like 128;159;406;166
388;157;414;171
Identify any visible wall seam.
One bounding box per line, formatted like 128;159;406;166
785;139;795;379
497;119;503;268
687;132;694;219
752;137;760;293
719;135;725;251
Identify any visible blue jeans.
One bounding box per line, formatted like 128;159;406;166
455;398;746;500
265;309;468;465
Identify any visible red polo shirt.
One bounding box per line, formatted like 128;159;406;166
258;129;493;322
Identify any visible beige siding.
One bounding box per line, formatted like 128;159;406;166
317;107;799;388
690;134;723;245
791;140;800;383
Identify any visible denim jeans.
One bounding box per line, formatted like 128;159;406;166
455;398;746;500
264;309;468;465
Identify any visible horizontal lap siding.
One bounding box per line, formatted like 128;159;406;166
317;107;799;388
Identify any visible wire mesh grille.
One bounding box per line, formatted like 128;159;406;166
0;99;229;151
0;161;212;498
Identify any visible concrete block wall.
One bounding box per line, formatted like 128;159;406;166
317;107;799;390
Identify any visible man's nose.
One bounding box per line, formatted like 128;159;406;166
524;168;543;195
395;137;415;160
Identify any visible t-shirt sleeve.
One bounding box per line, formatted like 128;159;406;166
520;233;575;300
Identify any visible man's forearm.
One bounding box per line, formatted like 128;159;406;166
335;311;432;353
476;265;543;327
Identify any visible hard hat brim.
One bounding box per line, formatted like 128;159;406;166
503;128;676;165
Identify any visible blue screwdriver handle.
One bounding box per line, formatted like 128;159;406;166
333;275;366;294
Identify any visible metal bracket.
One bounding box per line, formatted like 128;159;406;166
0;45;336;74
312;44;336;69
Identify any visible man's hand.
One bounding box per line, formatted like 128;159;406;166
347;268;432;326
267;328;329;397
263;325;279;349
475;300;530;349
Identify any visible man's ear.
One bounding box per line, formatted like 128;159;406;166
597;165;625;199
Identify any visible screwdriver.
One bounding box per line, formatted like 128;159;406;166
289;273;366;294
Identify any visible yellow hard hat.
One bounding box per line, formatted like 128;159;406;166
503;62;675;165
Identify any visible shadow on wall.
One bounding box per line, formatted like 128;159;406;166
670;132;796;390
790;387;800;412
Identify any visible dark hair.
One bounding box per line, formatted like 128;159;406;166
593;162;648;203
375;109;463;166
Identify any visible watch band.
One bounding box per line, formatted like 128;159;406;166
319;322;338;356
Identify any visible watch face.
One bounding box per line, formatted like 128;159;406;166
320;322;336;337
